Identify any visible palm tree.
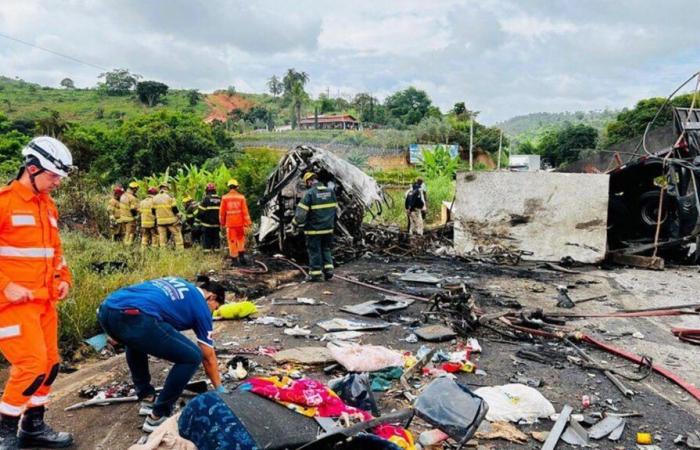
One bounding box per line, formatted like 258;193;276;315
289;82;309;129
267;75;283;97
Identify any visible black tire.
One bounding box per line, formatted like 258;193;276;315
638;190;669;229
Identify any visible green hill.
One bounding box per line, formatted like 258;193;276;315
497;110;619;145
0;76;209;125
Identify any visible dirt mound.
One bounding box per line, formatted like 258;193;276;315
205;93;255;123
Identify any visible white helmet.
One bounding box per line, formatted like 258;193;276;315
21;136;74;177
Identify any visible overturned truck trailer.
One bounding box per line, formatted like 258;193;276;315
256;145;387;261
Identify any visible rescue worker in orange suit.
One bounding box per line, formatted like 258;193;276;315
219;179;251;265
107;185;124;241
153;183;184;250
195;183;221;251
119;182;139;246
139;187;158;249
0;136;75;449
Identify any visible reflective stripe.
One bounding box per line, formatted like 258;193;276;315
198;206;220;211
297;203;309;211
0;246;55;258
28;395;49;406
310;203;337;210
200;223;219;228
309;270;323;275
323;264;334;269
305;229;334;235
0;402;24;416
49;216;58;228
0;325;20;339
11;214;36;226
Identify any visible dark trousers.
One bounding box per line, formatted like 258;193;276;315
98;307;202;417
201;227;220;250
306;234;334;280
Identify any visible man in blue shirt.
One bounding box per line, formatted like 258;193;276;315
98;276;226;432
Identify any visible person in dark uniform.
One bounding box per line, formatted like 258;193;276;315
292;172;337;282
195;183;221;251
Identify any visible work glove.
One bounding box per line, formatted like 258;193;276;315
215;385;229;394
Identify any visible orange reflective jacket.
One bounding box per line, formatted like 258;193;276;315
0;181;71;308
219;191;251;228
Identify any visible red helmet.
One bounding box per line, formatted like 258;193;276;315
206;182;217;192
113;186;124;195
147;186;158;195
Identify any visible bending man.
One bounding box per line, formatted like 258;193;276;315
97;276;227;432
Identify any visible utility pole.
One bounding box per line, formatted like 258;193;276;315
497;129;503;170
469;118;474;171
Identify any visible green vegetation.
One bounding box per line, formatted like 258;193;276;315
498;110;618;145
518;123;599;167
58;232;222;353
603;93;696;146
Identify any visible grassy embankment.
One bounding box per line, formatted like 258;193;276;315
58;232;223;355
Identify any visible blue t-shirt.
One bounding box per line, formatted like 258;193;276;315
103;277;214;347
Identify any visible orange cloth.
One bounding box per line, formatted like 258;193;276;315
225;227;246;257
0;180;71;415
219;191;251;229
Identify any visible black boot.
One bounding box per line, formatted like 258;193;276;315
18;406;72;448
238;253;249;266
0;415;19;450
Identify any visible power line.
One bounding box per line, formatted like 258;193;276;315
0;31;107;71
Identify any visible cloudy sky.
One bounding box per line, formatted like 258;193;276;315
1;0;698;123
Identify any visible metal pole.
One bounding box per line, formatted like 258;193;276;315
469;118;474;171
497;130;503;170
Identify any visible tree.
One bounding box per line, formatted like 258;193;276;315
384;87;433;127
316;93;335;114
98;68;141;96
267;75;283;97
352;93;378;123
136;81;169;107
289;82;309;128
282;69;309;96
518;140;537;154
539;123;598;166
35;110;67;137
187;89;201;106
226;85;236;96
60;78;75;89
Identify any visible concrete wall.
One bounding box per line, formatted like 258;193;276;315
453;172;609;263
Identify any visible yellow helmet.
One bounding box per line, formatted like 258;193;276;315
227;179;239;188
128;181;139;189
183;195;193;203
303;172;316;183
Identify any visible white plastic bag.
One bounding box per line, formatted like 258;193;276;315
474;383;555;423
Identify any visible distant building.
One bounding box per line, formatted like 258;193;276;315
509;155;541;171
298;114;359;130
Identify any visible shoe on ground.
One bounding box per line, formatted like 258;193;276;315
18;425;73;448
0;431;19;450
324;272;334;281
142;414;167;433
138;397;155;417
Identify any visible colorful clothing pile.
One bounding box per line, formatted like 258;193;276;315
242;376;414;450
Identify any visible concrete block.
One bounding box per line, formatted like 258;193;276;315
453;172;609;263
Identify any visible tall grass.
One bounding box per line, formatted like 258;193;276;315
57;231;223;352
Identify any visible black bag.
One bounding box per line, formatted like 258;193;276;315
407;188;424;210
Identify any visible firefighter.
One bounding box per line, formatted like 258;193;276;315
107;185;124;241
0;136;74;449
139;187;158;248
182;195;200;246
195;183;221;251
153;183;184;250
219;179;251;265
293;172;337;282
118;182;140;245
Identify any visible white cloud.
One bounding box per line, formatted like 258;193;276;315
0;0;698;123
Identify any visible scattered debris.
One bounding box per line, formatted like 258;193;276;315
327;343;403;372
541;404;573;450
475;383;555;423
561;418;589;446
414;378;488;446
272;347;334;365
475;421;529;444
588;416;625;440
414;324;456;342
340;297;413;316
317;317;390;332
